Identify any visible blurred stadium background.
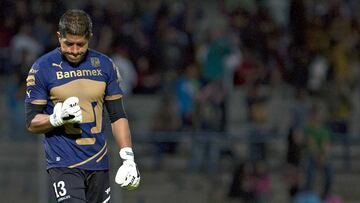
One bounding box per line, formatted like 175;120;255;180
0;0;360;202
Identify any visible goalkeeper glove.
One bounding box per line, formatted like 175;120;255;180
49;96;82;127
115;147;140;190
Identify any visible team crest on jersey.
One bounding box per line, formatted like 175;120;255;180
91;57;100;67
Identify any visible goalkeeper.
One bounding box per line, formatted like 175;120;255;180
25;9;140;203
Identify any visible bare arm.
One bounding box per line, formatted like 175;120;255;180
109;102;140;189
111;118;133;148
27;114;54;134
26;102;53;134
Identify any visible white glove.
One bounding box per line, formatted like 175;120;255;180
61;96;82;124
115;147;140;190
49;97;82;127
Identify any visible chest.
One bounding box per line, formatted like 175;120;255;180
47;62;107;103
50;79;106;103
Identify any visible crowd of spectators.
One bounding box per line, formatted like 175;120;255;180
0;0;359;201
0;0;358;133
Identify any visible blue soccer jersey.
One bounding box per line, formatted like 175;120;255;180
25;48;123;170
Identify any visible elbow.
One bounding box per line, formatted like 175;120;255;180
26;119;38;134
27;125;45;134
27;126;38;134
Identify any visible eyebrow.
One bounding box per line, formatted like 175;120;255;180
63;40;86;45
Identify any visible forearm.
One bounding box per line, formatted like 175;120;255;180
113;118;140;189
111;118;132;148
27;114;54;134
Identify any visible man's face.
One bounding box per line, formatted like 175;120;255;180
57;32;89;64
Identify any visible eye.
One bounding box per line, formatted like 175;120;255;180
64;42;74;46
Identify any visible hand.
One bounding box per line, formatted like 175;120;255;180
115;147;140;190
49;97;82;127
61;96;82;124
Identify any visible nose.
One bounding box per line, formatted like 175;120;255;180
69;45;80;55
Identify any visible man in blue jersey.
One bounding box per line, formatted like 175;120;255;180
25;9;140;202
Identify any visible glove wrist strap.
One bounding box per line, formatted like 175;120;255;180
49;114;56;127
50;103;63;127
49;113;60;127
119;147;134;161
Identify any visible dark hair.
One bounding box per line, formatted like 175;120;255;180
58;9;93;39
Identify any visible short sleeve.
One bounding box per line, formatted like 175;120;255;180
104;60;123;100
24;62;48;105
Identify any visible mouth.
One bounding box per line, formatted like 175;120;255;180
66;54;83;63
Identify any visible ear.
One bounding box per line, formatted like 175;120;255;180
88;32;93;40
56;31;62;41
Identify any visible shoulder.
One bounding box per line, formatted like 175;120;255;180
87;49;117;76
87;49;114;65
32;48;62;71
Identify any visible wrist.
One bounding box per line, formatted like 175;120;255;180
49;113;56;127
49;102;63;127
49;113;62;127
119;147;134;161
